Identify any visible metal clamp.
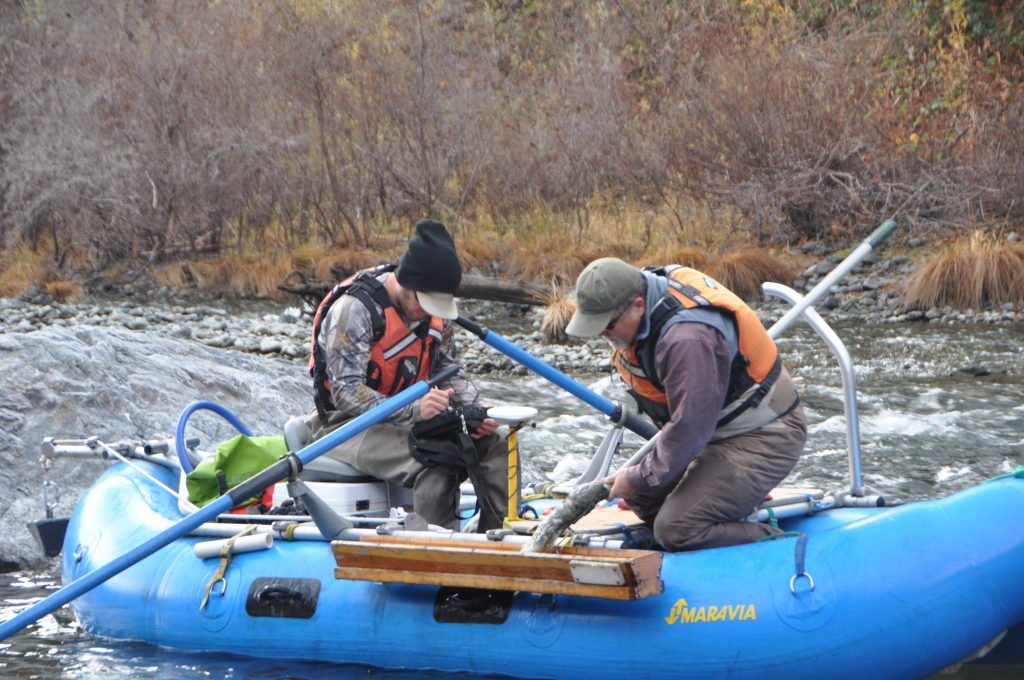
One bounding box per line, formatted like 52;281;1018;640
42;480;59;519
790;533;814;596
789;571;816;595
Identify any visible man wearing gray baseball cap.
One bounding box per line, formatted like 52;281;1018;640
567;257;806;551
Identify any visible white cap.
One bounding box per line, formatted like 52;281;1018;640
416;290;458;319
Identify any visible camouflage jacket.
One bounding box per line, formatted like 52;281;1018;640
317;274;481;426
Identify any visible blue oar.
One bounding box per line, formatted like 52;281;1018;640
454;317;659;439
0;366;457;642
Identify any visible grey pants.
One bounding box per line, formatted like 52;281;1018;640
628;403;807;551
307;413;509;531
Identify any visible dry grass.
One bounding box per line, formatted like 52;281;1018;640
152;245;393;297
154;256;295;299
43;279;83;302
670;247;711;271
504;230;601;287
905;232;1024;310
455;226;505;273
707;249;797;301
539;288;577;344
0;242;86;300
537;245;796;343
0;244;45;297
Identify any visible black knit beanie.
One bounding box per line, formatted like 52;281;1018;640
395;220;462;294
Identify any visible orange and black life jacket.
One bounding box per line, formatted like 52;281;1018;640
612;266;781;429
308;265;443;422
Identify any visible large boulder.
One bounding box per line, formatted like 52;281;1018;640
0;325;309;569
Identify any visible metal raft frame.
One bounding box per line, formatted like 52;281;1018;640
761;282;884;510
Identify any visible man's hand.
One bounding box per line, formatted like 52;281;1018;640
468;401;499;439
419;387;454;420
602;468;636;501
469;417;499;439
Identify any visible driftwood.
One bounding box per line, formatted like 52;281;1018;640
278;268;550;308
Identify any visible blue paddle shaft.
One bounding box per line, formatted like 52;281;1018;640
0;368;454;642
457;317;657;439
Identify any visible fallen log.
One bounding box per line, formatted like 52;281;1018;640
278;268;550;308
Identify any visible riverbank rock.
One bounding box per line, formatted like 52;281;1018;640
0;325;308;570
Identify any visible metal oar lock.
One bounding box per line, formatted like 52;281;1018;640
27;439;69;558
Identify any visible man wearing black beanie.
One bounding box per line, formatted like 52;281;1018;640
295;220;508;532
394;219;462;320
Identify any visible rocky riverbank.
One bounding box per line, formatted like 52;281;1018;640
1;252;1020;378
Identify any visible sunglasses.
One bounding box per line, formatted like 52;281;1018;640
603;299;637;334
604;311;624;334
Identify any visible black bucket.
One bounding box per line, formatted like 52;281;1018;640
27;518;70;558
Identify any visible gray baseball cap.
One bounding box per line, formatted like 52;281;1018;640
565;258;644;337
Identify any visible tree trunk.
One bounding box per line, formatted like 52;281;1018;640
278;270;549;309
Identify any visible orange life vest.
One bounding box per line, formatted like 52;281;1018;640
612;266;780;427
308;267;443;421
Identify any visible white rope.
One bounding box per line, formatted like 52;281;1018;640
100;444;189;501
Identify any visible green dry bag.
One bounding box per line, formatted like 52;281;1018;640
185;434;287;508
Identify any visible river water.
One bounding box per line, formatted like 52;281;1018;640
1;321;1022;678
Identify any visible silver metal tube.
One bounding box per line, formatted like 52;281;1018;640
189;522;536;544
767;219;896;338
762;282;865;496
836;493;885;508
749;496;838;523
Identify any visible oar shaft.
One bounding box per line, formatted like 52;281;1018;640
455;317;658;439
767;219;896;338
0;369;454;642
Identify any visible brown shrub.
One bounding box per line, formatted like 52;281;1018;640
707;249;797;301
43;279;83;302
670;247;711;271
0;245;45;297
2;1;1020;293
905;233;1024;310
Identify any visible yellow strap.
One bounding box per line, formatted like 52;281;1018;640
199;526;256;611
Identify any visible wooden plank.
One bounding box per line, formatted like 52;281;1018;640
354;534;655;560
332;538;663;600
334;567;645;600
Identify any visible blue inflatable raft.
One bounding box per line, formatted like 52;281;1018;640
14;245;1023;676
59;456;1024;679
